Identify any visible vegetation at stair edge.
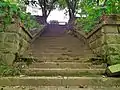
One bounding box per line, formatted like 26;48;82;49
0;61;21;76
0;0;40;32
76;0;120;32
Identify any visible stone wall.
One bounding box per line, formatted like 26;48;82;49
74;15;120;65
102;25;120;65
87;24;105;57
0;23;32;65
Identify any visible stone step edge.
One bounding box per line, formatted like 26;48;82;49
30;62;105;65
32;62;92;63
2;86;120;90
23;68;105;71
23;68;105;76
0;76;119;86
29;63;106;69
35;60;94;63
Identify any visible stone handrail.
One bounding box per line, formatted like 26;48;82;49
0;20;45;65
74;14;120;65
30;25;45;42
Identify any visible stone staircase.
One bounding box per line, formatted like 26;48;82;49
21;24;112;88
1;24;120;90
24;35;105;78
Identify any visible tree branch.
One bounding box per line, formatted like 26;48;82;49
97;0;99;6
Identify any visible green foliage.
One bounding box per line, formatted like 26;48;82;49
0;0;40;31
0;61;21;76
0;0;19;31
21;14;40;30
77;0;120;32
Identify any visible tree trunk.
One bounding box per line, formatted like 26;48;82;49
68;9;76;30
42;9;47;24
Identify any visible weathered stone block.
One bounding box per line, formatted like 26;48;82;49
95;29;103;38
24;33;30;41
106;34;120;44
106;64;120;77
96;36;105;47
19;29;31;41
89;40;96;49
0;23;31;65
107;55;120;65
0;41;4;50
4;32;20;43
88;34;97;43
89;36;105;49
107;44;120;54
102;25;118;33
93;47;101;55
0;52;4;60
1;53;16;65
5;24;21;33
19;39;29;54
116;21;120;24
101;45;108;55
0;24;4;31
0;42;19;53
119;26;120;32
0;32;5;42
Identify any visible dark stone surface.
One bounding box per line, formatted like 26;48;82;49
41;23;68;37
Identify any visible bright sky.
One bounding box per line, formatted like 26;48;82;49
26;5;69;22
47;9;69;23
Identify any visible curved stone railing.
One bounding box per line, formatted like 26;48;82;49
74;15;120;65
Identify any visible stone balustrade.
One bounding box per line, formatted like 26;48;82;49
0;21;44;65
74;15;120;65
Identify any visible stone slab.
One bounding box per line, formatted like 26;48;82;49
0;77;120;87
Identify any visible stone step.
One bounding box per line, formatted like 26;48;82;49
38;36;75;39
32;47;87;50
32;56;95;61
32;50;83;54
29;62;106;69
32;46;86;50
32;53;94;57
33;41;85;45
36;59;89;63
1;86;120;90
31;49;91;54
33;40;80;43
33;56;96;62
0;77;120;87
32;43;90;50
36;59;92;63
38;37;80;40
31;44;87;48
32;53;95;58
34;41;82;44
32;43;85;45
38;41;82;43
31;47;90;50
32;56;93;61
37;39;78;41
23;68;105;76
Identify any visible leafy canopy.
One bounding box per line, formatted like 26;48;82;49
0;0;40;31
76;0;120;32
